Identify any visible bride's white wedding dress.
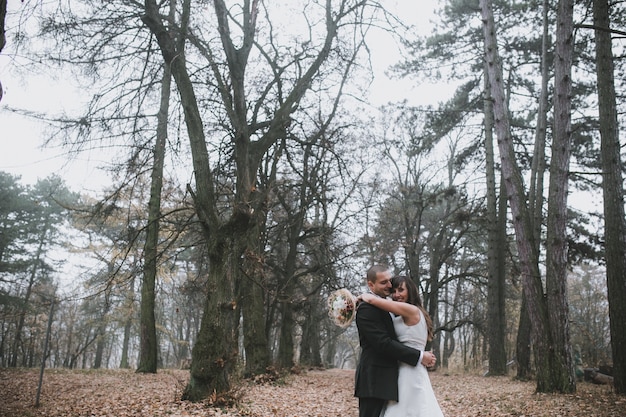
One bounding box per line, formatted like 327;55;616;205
381;310;444;417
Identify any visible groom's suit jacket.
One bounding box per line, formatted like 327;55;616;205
354;301;421;401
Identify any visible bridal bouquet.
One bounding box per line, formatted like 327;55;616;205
327;288;357;328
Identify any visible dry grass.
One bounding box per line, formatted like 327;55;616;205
0;367;624;416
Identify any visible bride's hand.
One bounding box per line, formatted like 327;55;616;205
357;293;374;303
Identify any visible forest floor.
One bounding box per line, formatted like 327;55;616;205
0;367;624;417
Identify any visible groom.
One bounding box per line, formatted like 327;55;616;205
354;265;436;417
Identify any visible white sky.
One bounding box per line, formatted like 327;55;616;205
0;1;441;191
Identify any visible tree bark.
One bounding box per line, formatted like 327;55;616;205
0;0;6;53
119;276;134;369
137;0;174;374
514;0;551;382
529;0;549;247
515;294;532;379
483;67;507;376
479;0;555;392
543;0;576;393
241;241;270;376
300;297;323;367
277;301;296;368
593;0;626;394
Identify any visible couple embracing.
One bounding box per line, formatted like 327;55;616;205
354;265;444;417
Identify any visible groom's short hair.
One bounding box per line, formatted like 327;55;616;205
366;265;388;283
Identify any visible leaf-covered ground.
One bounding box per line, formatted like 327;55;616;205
1;367;624;416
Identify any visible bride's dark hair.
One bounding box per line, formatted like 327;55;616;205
391;275;434;342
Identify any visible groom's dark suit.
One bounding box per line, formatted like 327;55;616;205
354;300;421;417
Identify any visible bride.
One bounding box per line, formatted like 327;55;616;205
358;275;444;417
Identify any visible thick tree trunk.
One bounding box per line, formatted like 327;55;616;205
300;297;323;367
277;301;296;368
241;238;270;376
184;243;240;401
93;325;106;369
593;0;626;394
543;0;576;393
144;0;237;397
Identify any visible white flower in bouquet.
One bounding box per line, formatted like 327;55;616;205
327;288;357;328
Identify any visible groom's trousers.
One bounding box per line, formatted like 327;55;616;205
359;397;385;417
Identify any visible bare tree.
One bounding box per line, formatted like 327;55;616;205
142;0;374;400
137;0;176;375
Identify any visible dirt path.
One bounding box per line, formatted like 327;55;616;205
1;367;623;416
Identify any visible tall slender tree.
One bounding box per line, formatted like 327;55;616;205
517;0;551;382
483;68;507;376
593;0;626;394
544;0;576;393
480;0;575;393
137;0;175;375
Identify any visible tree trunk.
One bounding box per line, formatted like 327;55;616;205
483;67;507;376
518;0;549;382
143;0;235;397
543;0;576;393
62;312;75;368
529;0;549;246
93;326;106;369
119;276;135;369
184;243;240;401
593;0;626;394
137;0;174;374
443;276;462;369
241;241;270;376
426;259;441;361
300;297;323;367
480;0;556;392
0;0;6;54
515;294;532;379
277;301;295;368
